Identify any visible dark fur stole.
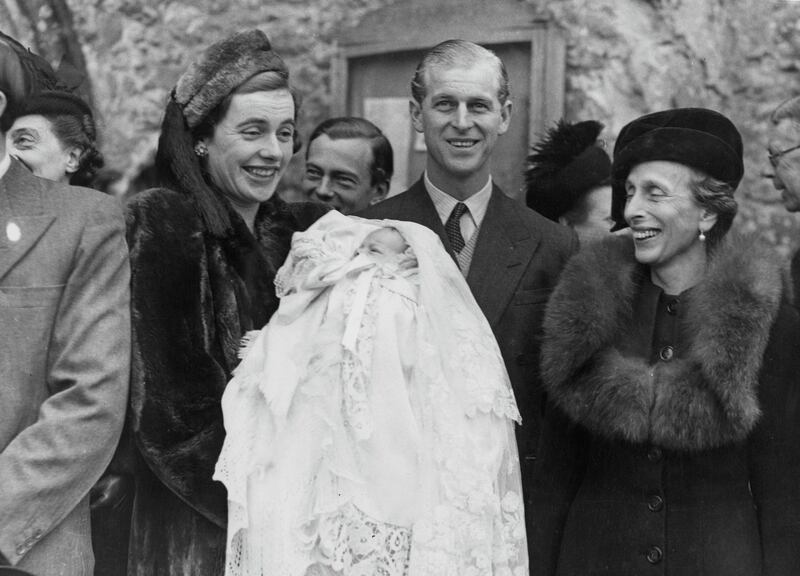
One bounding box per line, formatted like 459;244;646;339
541;235;784;451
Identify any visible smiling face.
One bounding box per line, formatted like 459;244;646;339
7;114;78;183
624;161;717;278
410;59;511;196
767;118;800;212
303;135;386;214
201;89;295;210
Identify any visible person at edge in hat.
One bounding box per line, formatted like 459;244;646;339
359;42;578;552
125;29;327;575
2;54;130;576
0;34;130;576
766;95;800;308
302;116;394;214
525;119;614;244
6;89;103;186
529;107;800;576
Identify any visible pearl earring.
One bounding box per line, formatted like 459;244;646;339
699;229;706;242
194;141;208;158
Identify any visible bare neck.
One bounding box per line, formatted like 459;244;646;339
426;163;490;201
650;248;708;295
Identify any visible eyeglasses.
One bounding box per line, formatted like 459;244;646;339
768;143;800;167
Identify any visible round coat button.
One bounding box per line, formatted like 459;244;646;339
647;446;663;462
659;346;674;361
646;545;664;564
647;494;664;512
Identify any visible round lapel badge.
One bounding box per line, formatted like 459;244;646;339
6;221;21;243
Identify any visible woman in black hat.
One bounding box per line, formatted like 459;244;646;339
525;119;613;244
125;30;327;575
529;108;800;575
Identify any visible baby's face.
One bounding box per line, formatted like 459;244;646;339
358;227;418;270
360;227;409;258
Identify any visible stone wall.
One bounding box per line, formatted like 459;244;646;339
3;0;799;252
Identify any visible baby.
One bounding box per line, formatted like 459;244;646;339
215;211;527;576
356;226;417;269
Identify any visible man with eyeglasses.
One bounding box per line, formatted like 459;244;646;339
767;95;800;307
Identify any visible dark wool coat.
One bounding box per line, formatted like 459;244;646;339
125;188;326;576
529;235;800;576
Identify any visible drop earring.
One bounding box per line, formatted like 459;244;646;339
698;229;706;242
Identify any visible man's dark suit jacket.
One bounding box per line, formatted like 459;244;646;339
360;178;578;483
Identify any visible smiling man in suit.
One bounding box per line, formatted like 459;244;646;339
360;39;578;503
0;35;130;575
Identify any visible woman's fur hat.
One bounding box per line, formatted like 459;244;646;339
174;29;288;129
524;120;611;222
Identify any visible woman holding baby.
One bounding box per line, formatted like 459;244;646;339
125;29;327;575
127;28;524;576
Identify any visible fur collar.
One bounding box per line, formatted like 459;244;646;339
541;235;783;451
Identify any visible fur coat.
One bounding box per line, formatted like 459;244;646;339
125;187;326;576
529;235;800;576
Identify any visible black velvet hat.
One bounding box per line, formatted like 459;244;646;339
18;89;93;120
610;107;743;231
525;120;611;222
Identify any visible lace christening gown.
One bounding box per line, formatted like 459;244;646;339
214;212;528;576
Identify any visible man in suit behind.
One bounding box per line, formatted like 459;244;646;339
0;36;130;575
360;39;578;497
767;95;800;307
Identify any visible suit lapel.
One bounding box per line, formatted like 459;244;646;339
0;160;56;283
467;185;540;327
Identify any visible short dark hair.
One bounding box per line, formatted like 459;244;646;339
307;116;394;186
48;113;104;186
411;39;510;105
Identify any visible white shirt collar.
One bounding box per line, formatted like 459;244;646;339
424;172;493;228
